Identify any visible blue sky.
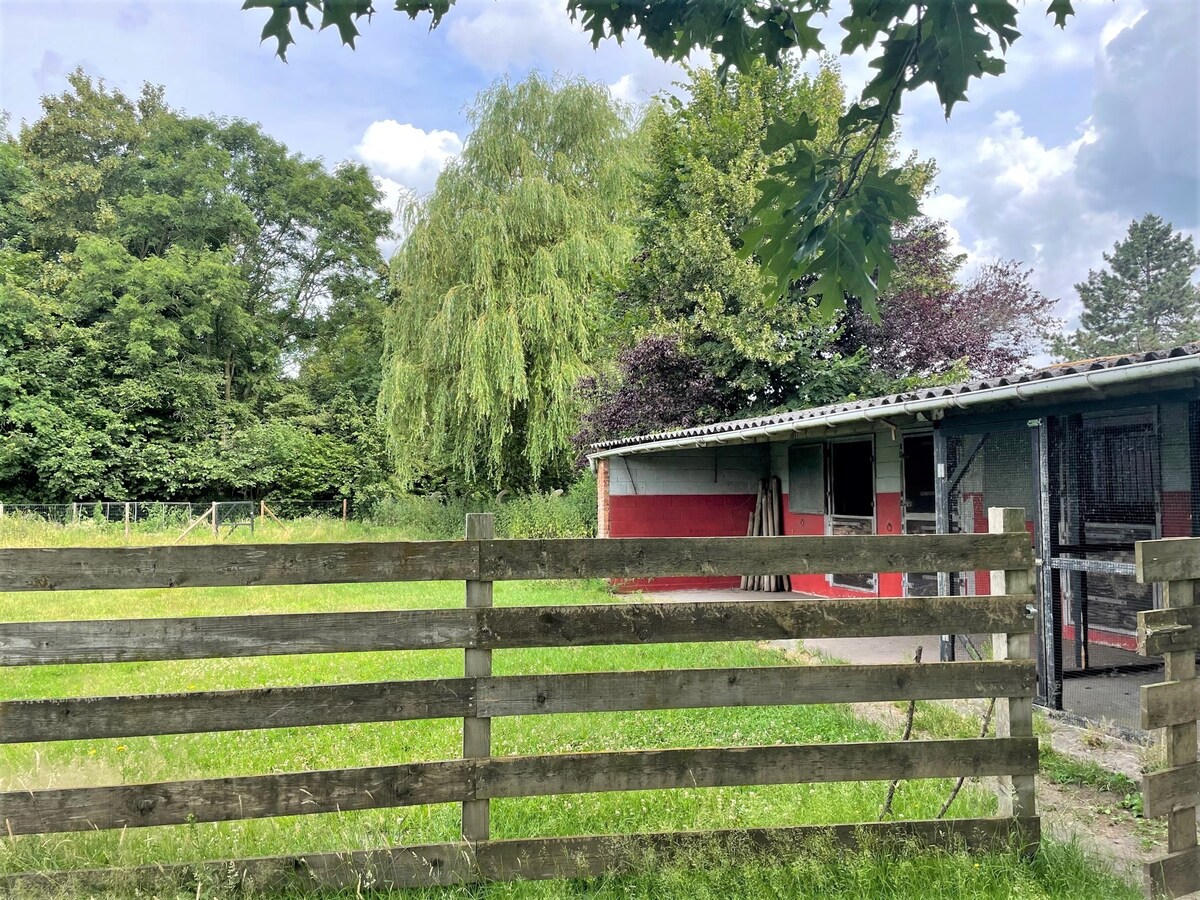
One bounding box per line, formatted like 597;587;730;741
1;0;1197;332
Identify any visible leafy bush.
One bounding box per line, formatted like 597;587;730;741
366;474;598;541
364;493;482;540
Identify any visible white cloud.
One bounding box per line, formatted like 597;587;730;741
922;111;1123;326
372;176;412;261
447;0;582;74
442;0;685;107
1076;0;1199;228
355;120;462;194
977;111;1090;197
609;74;637;105
1100;2;1147;49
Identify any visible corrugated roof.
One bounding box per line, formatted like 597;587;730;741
589;343;1200;457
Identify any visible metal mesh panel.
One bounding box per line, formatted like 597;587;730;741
943;426;1036;676
1044;409;1166;732
942;403;1196;733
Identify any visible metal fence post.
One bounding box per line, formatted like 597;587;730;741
463;512;494;844
990;507;1036;821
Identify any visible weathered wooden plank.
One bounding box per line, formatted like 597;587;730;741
0;679;476;743
1146;844;1200;899
0;608;477;666
1142;679;1200;730
1137;538;1200;585
477;739;1039;800
0;760;472;834
0;541;477;592
1140;604;1200;657
0;595;1035;666
3;841;478;894
1144;763;1200;819
0;533;1033;592
1160;580;1199;857
478;595;1036;649
0;739;1037;835
476;662;1037;718
481;533;1032;580
0;662;1034;744
0;818;1040;895
473;816;1041;882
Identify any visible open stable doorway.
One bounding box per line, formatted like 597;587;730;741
902;433;937;597
829;438;876;591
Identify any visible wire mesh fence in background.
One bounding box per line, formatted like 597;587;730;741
261;498;349;520
0;499;351;528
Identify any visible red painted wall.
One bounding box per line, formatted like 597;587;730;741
1163;490;1193;538
1061;624;1137;652
778;492;903;597
609;493;757;591
611;486;1028;599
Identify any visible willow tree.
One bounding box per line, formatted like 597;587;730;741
380;74;639;492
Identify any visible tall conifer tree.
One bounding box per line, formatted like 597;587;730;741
1056;214;1200;359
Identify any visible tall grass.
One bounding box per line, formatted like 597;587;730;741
365;474;598;540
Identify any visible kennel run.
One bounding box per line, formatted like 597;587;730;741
588;344;1200;733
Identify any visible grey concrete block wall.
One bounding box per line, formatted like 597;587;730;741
876;431;902;495
609;445;768;496
1162;402;1192;492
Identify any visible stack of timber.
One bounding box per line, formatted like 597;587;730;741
741;476;791;593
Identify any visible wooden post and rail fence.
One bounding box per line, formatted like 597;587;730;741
1136;536;1200;898
0;511;1038;893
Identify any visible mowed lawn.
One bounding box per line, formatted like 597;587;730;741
0;524;1139;898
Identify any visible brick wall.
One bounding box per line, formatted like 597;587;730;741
596;458;610;538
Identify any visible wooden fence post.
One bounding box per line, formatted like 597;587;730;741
1163;579;1197;853
124;503;131;541
1138;544;1199;898
342;498;349;523
989;507;1036;821
211;502;219;539
463;512;494;844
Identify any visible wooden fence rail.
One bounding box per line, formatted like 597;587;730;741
1136;537;1200;898
0;510;1039;893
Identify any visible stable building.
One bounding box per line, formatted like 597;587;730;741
588;343;1200;731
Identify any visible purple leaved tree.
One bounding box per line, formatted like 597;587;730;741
574;336;729;453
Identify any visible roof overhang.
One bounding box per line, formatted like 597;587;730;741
588;351;1200;465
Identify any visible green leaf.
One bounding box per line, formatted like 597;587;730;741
243;0;314;60
319;0;375;47
975;0;1022;50
761;113;817;155
1047;0;1075;29
790;9;824;55
925;3;996;114
857;169;918;220
839;0;912;54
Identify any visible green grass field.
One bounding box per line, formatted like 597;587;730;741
0;519;1139;898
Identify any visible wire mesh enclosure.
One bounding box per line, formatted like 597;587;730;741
940;400;1199;733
